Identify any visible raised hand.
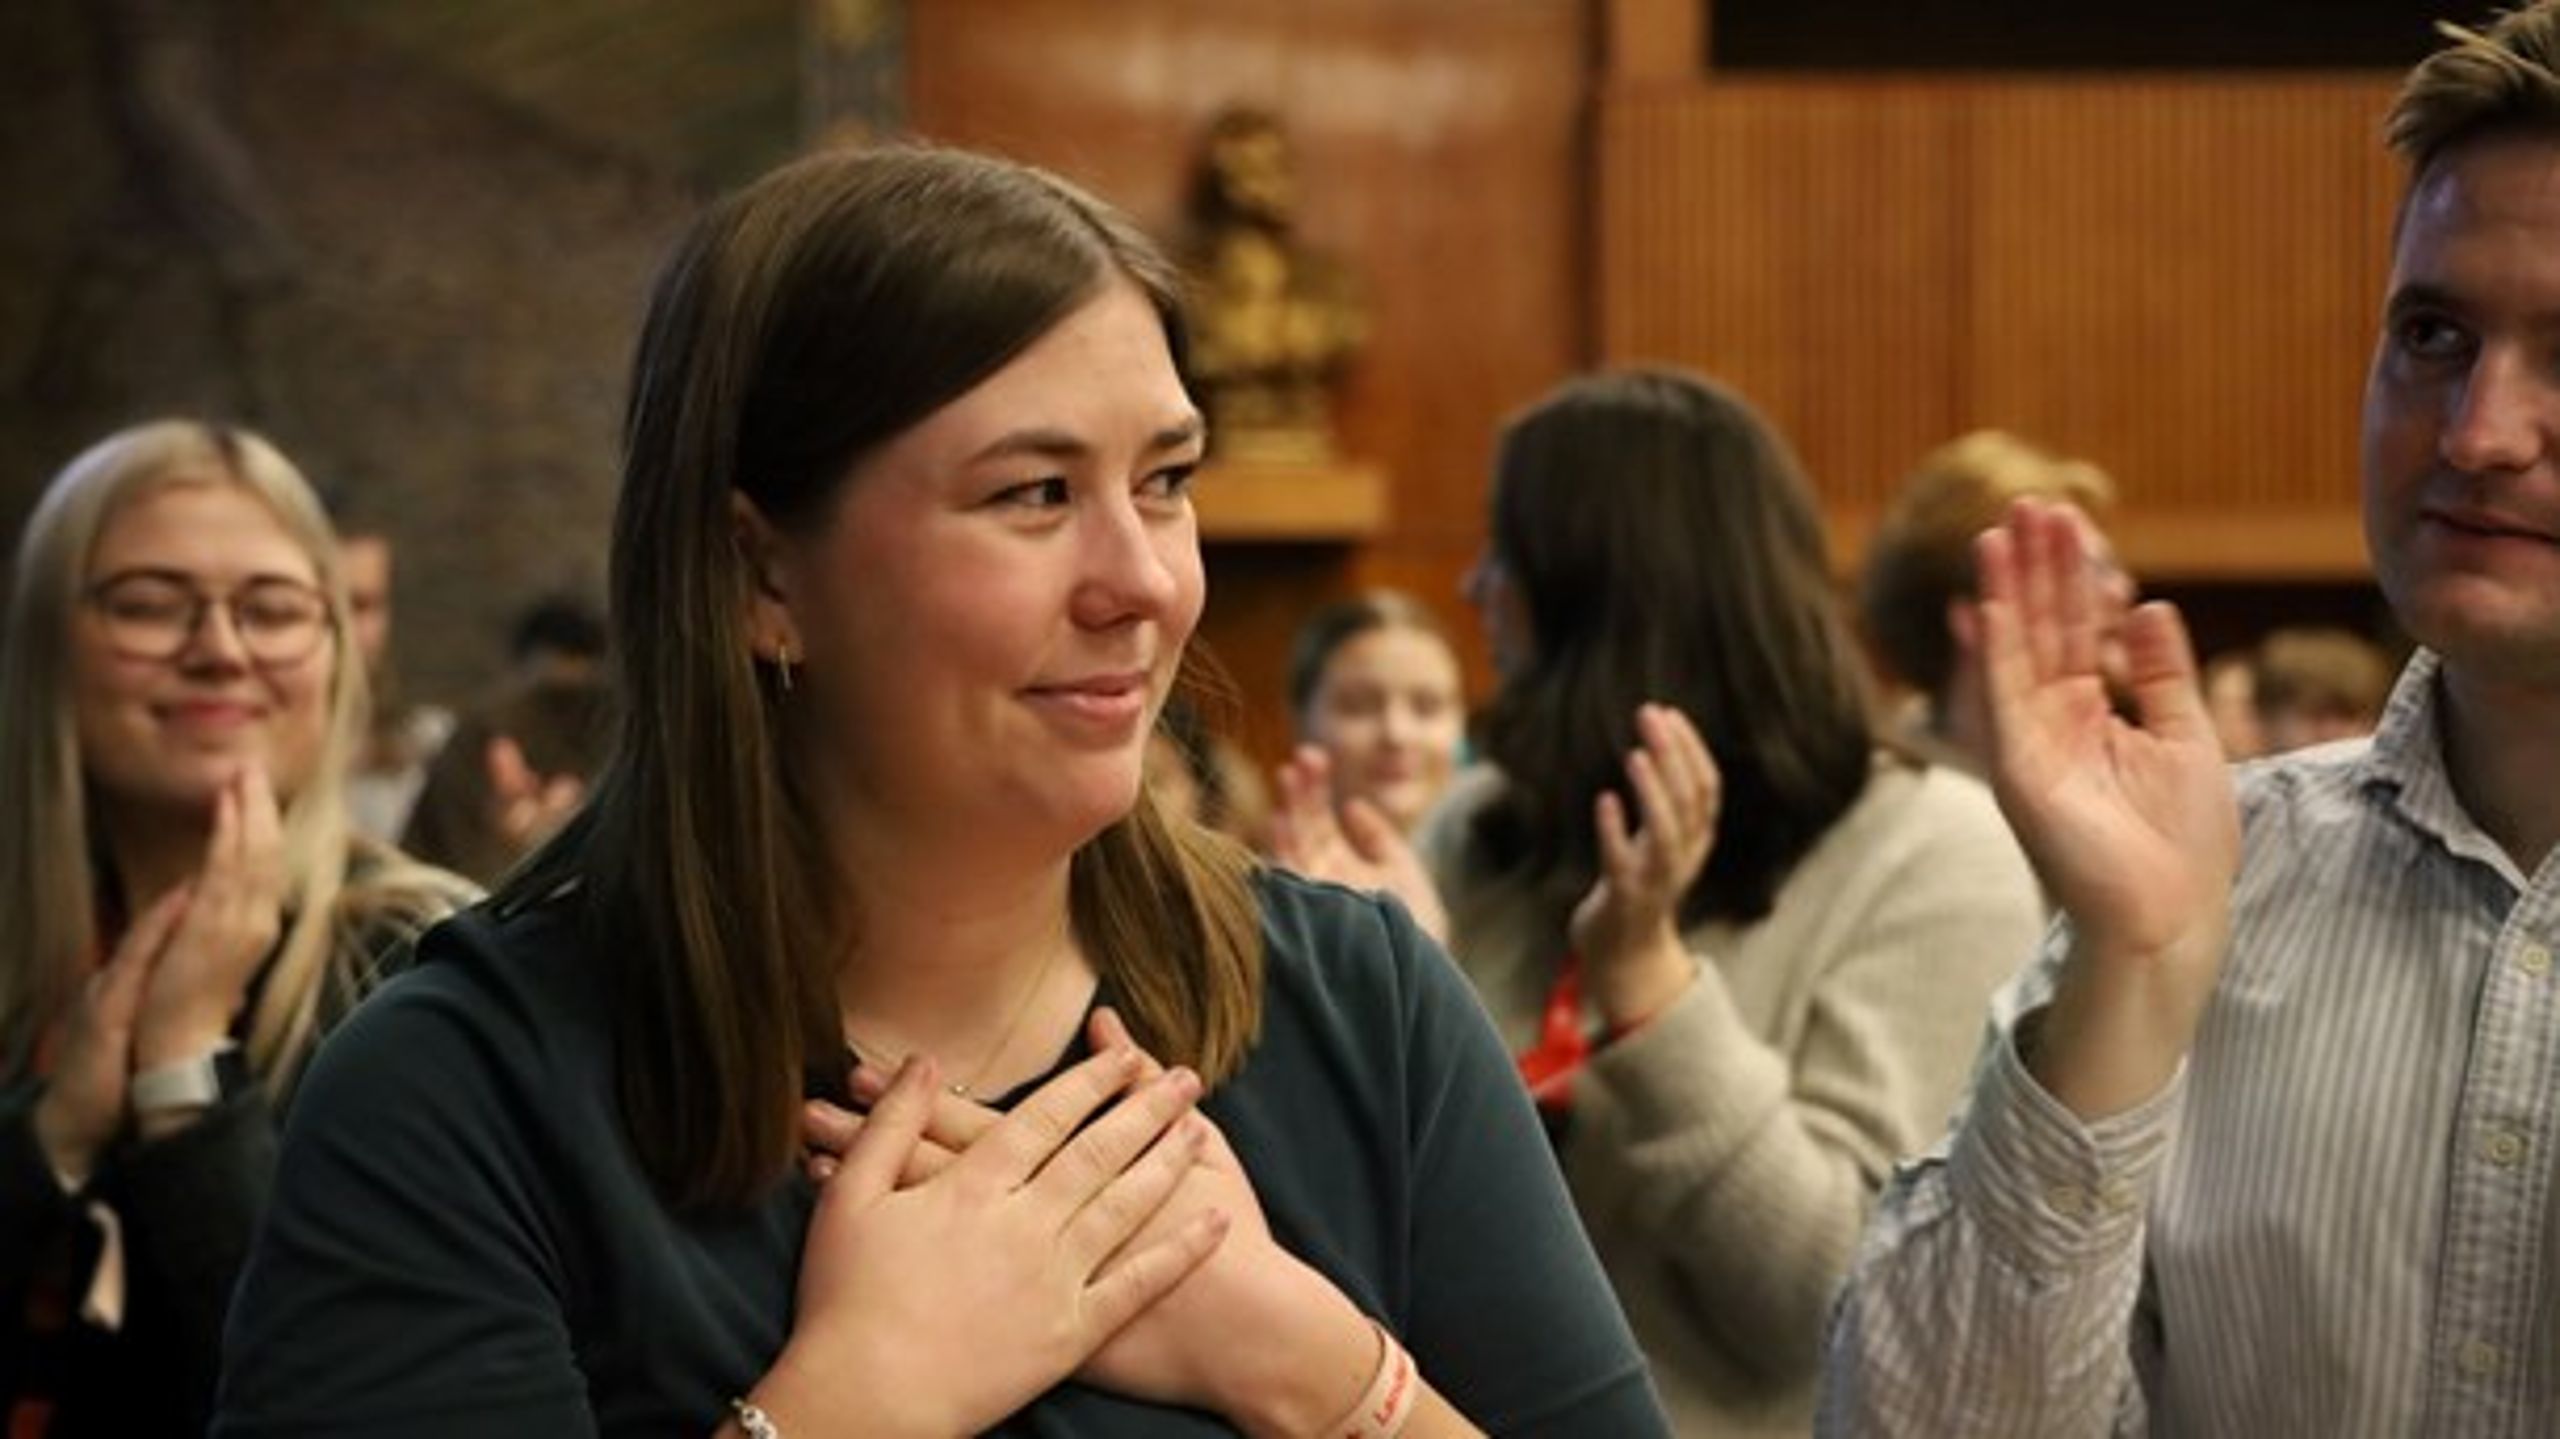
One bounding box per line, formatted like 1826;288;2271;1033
1568;703;1721;1029
485;735;584;859
31;884;193;1184
758;1046;1227;1437
1267;745;1449;943
133;763;288;1070
1973;499;2240;1117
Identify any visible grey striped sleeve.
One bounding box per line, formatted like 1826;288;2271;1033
1817;995;2183;1438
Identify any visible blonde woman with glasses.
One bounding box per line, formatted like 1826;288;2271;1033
0;420;472;1437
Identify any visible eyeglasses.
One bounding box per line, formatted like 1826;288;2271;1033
83;571;334;666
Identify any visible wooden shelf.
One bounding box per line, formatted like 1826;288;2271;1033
1195;460;1389;542
1833;504;2375;582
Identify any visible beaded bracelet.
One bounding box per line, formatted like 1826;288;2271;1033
1323;1320;1417;1438
729;1397;780;1439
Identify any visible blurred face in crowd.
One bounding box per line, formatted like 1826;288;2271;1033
756;278;1207;858
2258;704;2373;755
1299;624;1466;834
2363;132;2560;689
2202;656;2264;761
73;481;337;815
337;533;394;675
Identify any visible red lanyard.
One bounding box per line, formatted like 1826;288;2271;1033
1515;952;1589;1115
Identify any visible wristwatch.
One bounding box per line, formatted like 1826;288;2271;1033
129;1042;250;1115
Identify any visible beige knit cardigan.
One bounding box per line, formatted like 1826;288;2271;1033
1416;756;2046;1437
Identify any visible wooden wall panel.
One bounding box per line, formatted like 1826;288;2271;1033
1601;82;1963;567
1602;0;1705;81
1600;76;2403;578
1967;83;2401;530
909;0;1588;754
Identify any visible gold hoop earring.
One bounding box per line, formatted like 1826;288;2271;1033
775;640;796;693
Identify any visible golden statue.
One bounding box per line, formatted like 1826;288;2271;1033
1181;108;1369;466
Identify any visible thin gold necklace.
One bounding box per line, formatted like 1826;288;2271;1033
842;940;1069;1100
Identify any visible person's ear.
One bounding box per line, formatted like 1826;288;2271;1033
731;492;799;661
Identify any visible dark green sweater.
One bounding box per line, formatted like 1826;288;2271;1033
215;871;1665;1436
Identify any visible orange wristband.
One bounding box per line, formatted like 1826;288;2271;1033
1325;1320;1417;1438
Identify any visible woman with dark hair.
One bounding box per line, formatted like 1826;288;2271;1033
215;147;1662;1437
0;421;471;1436
1447;371;2043;1433
1279;370;2043;1434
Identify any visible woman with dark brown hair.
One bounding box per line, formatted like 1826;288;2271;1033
1279;370;2045;1435
1447;371;2045;1434
215;147;1662;1438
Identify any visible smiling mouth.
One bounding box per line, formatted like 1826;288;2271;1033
1027;669;1149;697
1022;673;1152;729
2427;509;2558;545
159;702;263;725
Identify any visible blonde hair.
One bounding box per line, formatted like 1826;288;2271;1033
0;420;471;1093
2252;627;2396;727
2388;4;2560;172
1857;429;2116;697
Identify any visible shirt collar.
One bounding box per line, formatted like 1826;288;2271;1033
2357;648;2532;890
2357;647;2441;793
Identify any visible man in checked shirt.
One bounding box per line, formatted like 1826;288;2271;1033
1821;7;2560;1434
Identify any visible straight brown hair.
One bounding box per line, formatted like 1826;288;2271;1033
500;147;1261;1210
1475;370;1876;927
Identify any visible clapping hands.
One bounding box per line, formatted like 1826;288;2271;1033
35;763;288;1180
1268;746;1450;943
31;886;191;1184
133;763;287;1067
1569;703;1722;1029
